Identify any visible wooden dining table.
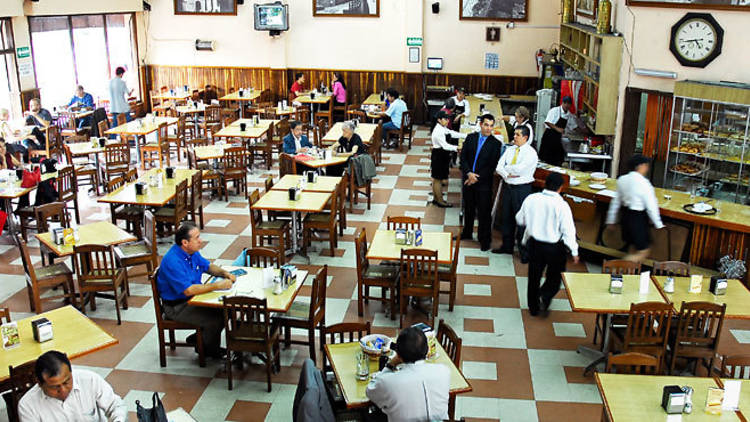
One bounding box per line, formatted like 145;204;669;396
98;168;198;207
213;119;279;141
651;275;750;319
35;221;136;258
219;90;262;118
0;171;57;237
322;122;379;145
294;154;349;170
270;175;341;193
366;229;453;264
105;116;179;161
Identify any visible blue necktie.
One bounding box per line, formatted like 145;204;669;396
472;135;487;173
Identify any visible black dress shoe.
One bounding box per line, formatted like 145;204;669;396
529;308;540;316
540;297;551;315
520;254;530;264
491;246;513;254
481;244;490;252
185;333;197;346
460;233;473;241
431;200;448;208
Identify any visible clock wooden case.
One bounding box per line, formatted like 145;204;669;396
669;12;724;68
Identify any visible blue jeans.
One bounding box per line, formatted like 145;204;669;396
110;113;132;139
382;121;399;142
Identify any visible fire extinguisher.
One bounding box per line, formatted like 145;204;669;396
536;49;544;72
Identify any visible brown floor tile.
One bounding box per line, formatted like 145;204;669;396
106;370;212;414
522;309;596;351
225;401;272;422
226;201;247;208
461;347;533;400
75;319;154;368
463;318;495;333
455;275;519;308
464;256;489;266
563;366;595;384
536;401;603;422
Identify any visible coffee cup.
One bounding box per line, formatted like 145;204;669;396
165;167;175;179
238;90;244;97
135;182;145;195
240;123;247;131
98;137;106;147
310;92;316;100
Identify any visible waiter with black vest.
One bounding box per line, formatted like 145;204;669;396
539;96;573;166
460;114;503;251
493;125;537;260
516;172;579;316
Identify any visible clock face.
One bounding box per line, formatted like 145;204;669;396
675;18;717;62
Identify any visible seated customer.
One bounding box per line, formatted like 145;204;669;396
17;350;127;421
331;72;347;106
282;120;312;154
67;85;95;129
24;98;52;129
290;72;305;104
202;84;218;103
327;121;363;176
157;222;237;359
366;326;450;421
377;88;407;148
0;138;21;170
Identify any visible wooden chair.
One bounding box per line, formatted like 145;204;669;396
103;143;130;184
202;105;222;137
399;249;439;328
279;153;297;177
321;321;371;411
154;178;189;237
219;146;247;200
140;123;170;169
248;122;274;170
150;267;205;368
56;165;81;224
605;352;660;375
222;296;280;391
438;235;460;312
5;360;38;422
188;170;204;229
73;243;128;324
97;119;110;140
719;355;750;379
275;265;328;364
248;189;290;260
314;97;334;129
244;246;283;268
187;147;222;199
337;175;347;236
436;319;462;422
354;228;399;319
302;189;338;256
63;144;99;196
387;216;421;231
167;114;187;159
653;261;690;276
595;259;643;346
312;118;329;148
29;125;58;161
273;119;290;155
611;301;673;372
57;110;78;138
669;301;726;375
106;176;143;237
386;110;413;151
348;159;372;212
34;201;70;266
0;307;9;323
114;211;158;297
370;121;384;165
16;234;75;313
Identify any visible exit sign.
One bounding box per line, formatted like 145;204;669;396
407;37;422;46
16;47;30;59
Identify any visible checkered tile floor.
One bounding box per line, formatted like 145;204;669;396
2;127;749;422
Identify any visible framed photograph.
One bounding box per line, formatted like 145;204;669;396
409;47;420;63
174;0;237;15
626;0;750;10
459;0;529;21
576;0;598;18
314;0;380;17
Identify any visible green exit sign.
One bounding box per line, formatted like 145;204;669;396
16;46;30;59
407;37;422;46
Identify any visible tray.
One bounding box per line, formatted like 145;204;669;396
682;203;718;215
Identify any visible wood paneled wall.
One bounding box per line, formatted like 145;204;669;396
144;65;537;122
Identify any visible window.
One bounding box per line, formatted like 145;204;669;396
29;13;139;109
0;19;18;117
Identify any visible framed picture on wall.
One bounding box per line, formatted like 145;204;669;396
313;0;380;17
576;0;598;18
459;0;528;21
626;0;750;10
174;0;238;16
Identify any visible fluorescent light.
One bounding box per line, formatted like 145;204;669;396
634;68;677;79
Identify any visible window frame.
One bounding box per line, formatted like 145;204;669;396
0;18;21;117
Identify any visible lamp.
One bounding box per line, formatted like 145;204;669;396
634;68;677;79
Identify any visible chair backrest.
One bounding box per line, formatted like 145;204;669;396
436;319;462;367
222;146;246;172
279;153;296;177
222;296;272;342
0;307;10;324
264;175;274;193
401;110;413;135
143;210;157;259
126;168;138;183
46;125;61;158
97;119;110;135
187;137;212;148
354;228;370;278
720;355;750;379
105;143;130;170
62;143;74;165
653;261;690;277
157;123;169;145
106;176;125;194
314;119;328;147
245;246;281;268
605;352;659;375
117;113;127;126
15;234;38;285
275;119;291;142
623;301;673;355
603;259;641;275
175;115;186;141
173;178;189;218
322;321;371;372
150;267;166;323
34;201;69;233
248;189;264;226
387;216;421;231
56;166;77;202
187;147;198;170
399;248;439;293
8;360;39;421
308;265;328;327
674;301;726;349
205;105;221;123
73;243;117;283
56;110;76;131
190;170;203;212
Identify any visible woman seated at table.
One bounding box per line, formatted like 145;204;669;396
327;121;363;176
0;138;21;170
282;120;312;155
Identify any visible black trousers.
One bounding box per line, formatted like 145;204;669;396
501;183;532;252
462;185;493;248
527;238;567;313
163;301;223;355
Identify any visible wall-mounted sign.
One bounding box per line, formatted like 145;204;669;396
407;37;423;46
16;47;30;59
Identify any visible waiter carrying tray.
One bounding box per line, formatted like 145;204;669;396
606;154;664;263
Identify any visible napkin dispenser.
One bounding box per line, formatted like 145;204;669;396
395;229;408;245
280;264;297;289
307;171;318;183
609;274;623;294
52;227;65;245
288;187;300;201
31;318;53;343
662;385;686;414
710;276;727;295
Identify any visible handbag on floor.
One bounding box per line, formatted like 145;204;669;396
136;392;168;422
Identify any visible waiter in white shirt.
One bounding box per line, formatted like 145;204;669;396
516;172;579;316
442;87;470;130
539;96;573;166
606;154;664;262
493;125;538;260
430;110;466;207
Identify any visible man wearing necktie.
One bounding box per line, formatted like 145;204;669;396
459;114;503;251
493;125;538;261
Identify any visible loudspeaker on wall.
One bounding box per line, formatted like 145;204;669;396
432;2;439;14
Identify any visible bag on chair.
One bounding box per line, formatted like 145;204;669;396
136;392;168;422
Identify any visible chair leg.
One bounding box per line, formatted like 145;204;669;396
308;325;316;364
196;329;206;367
227;349;234;390
158;328;167;367
73;199;81;225
448;394;456;422
266;344;273;392
113;288;122;325
449;276;456;312
390;285;396;320
284;325;291;349
357;280;364;317
169;329;176;350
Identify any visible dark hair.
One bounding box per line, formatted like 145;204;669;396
480;113;495;124
515;125;530;139
289;120;302;131
394;327;428;363
562;96;573;104
175;221;198;246
455;87;466;94
436;110;449;120
545;172;564;191
295;72;304;81
35;351;71;384
386;88;399;99
627;154;650;171
333;72;346;90
115;66;126;76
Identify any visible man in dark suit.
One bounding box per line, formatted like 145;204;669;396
460;114;503;251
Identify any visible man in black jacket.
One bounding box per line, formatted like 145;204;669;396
460;114;503;251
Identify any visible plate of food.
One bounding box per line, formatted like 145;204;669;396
683;202;717;215
670;162;705;176
360;334;392;359
590;172;608;183
589;183;607;190
569;179;581;186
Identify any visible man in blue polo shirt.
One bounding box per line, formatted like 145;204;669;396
157;221;236;358
377;88;407;148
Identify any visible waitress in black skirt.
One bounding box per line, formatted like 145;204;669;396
539;96;573;165
430;111;466;207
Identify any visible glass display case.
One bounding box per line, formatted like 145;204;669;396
664;81;750;204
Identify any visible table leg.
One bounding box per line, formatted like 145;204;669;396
291;210;299;253
4;198;17;237
239;101;244;119
578;313;611;375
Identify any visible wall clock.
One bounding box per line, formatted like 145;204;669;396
669;12;724;68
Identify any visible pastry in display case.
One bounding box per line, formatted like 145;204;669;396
664;81;750;204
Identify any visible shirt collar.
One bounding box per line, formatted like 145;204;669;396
170;244;193;261
542;189;560;197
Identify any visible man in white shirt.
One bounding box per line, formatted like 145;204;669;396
539;96;573;166
18;350;127;422
516;172;579;316
442;87;470;129
606;154;664;263
378;88;408;148
108;66;133;128
366;327;449;422
493;125;538;260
